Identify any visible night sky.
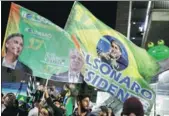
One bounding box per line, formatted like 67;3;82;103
1;1;117;44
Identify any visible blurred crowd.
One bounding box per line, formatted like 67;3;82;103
1;83;145;116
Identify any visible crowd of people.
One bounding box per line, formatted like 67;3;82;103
1;33;146;116
1;83;145;116
1;86;66;116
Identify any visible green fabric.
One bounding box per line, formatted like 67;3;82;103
65;97;75;116
64;2;160;114
2;3;75;79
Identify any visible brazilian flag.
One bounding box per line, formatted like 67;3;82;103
65;1;160;114
17;94;32;103
17;95;27;102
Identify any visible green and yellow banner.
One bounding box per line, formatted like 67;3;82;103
65;2;160;113
2;3;75;79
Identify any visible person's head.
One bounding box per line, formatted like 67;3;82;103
40;108;49;116
109;40;122;60
60;105;66;114
19;101;27;110
37;85;43;91
51;86;55;90
3;93;16;107
70;88;79;97
53;99;61;108
69;83;76;89
50;87;54;92
34;102;40;108
77;94;90;111
2;93;4;98
2;93;4;103
99;106;109;116
69;49;84;72
108;107;115;116
40;85;44;91
60;105;65;110
63;84;69;90
5;33;24;57
14;99;19;108
121;97;144;116
46;106;54;116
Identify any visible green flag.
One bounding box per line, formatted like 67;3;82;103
17;94;27;102
65;2;160;114
2;3;75;79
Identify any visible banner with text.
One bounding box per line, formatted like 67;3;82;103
65;2;160;113
2;3;75;79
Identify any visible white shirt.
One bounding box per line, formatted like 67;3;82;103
1;104;6;113
28;107;39;116
68;71;81;83
50;89;60;97
2;57;17;69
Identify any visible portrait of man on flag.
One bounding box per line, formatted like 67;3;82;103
50;49;84;83
2;33;32;74
96;35;129;71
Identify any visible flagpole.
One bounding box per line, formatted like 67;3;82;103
127;1;132;40
45;79;49;87
41;79;49;101
16;80;25;97
31;75;36;103
154;83;157;116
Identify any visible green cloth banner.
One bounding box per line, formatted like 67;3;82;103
65;2;160;114
2;3;75;79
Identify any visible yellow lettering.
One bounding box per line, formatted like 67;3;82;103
43;64;61;74
28;38;44;50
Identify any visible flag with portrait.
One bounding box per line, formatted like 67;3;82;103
65;1;160;114
1;3;75;80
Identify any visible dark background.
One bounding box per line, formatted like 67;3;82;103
1;1;117;45
1;1;117;87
